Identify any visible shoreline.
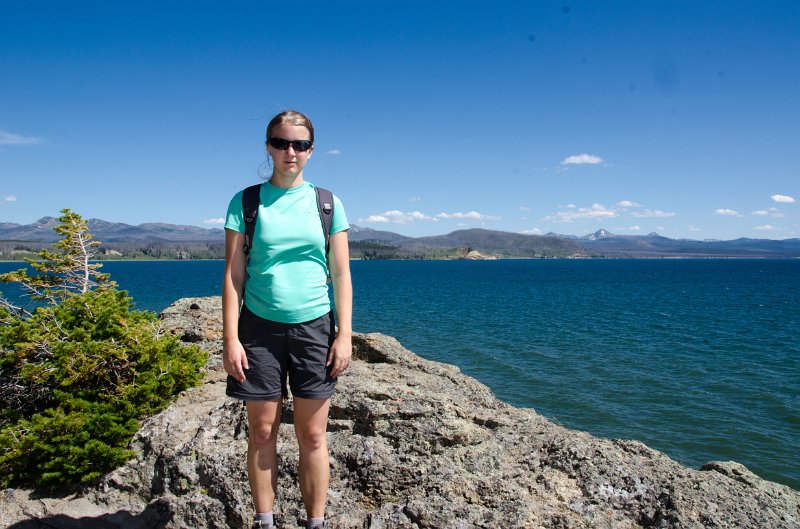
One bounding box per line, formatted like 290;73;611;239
4;255;800;263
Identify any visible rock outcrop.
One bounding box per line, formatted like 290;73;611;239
2;296;798;529
463;251;497;260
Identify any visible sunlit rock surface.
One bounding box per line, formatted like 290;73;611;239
2;297;798;529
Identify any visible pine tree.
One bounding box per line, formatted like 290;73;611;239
1;209;112;316
0;210;207;488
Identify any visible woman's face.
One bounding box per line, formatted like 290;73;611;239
267;124;314;179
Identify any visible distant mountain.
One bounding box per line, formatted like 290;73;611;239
349;225;413;244
581;228;615;241
578;229;800;258
0;217;225;243
398;229;587;258
4;219;800;258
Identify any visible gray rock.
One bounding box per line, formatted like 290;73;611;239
2;296;798;529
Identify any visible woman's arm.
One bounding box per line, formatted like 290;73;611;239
222;228;249;382
327;230;352;377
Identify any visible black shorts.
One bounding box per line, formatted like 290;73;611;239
226;305;337;401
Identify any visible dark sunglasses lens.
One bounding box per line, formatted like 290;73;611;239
270;138;312;151
292;140;312;152
270;138;290;150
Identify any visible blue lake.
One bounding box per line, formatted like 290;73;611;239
2;258;798;490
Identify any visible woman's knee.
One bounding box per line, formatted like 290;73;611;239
246;400;282;447
249;422;280;447
296;424;327;451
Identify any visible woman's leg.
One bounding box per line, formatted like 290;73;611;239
293;397;331;519
246;399;283;514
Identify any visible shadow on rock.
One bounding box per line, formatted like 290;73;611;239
5;500;185;529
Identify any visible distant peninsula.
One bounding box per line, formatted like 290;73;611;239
2;217;800;260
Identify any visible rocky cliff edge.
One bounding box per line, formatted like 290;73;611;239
2;296;798;529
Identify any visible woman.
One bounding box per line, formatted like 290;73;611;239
222;110;352;529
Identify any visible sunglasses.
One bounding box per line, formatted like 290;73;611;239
268;138;313;152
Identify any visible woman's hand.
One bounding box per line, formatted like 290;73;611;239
223;338;249;382
327;333;352;378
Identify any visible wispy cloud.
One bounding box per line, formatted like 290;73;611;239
203;217;225;225
0;130;41;146
623;225;642;231
688;225;701;232
771;194;795;203
365;215;390;223
754;224;778;231
362;210;437;225
325;149;341;155
752;208;784;218
362;209;499;225
561;153;604;165
544;200;676;224
521;228;542;235
543;203;618;223
3;195;17;202
409;196;422;203
715;208;742;217
631;209;676;218
435;211;500;221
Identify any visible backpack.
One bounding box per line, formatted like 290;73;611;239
241;183;335;265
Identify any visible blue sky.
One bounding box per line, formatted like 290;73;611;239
1;1;798;240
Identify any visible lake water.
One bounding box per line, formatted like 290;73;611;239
2;258;798;490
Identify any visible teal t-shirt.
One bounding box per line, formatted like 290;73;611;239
225;181;349;324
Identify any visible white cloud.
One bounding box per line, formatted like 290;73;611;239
715;208;742;217
561;153;604;165
0;130;41;146
203;218;225;225
365;215;390;223
3;195;17;202
688;225;701;232
771;194;795;203
406;211;436;221
435;211;500;221
544;201;676;223
325;149;341;155
754;224;778;231
631;209;676;218
625;225;642;231
543;203;618;223
521;228;542;235
362;210;437;224
752;208;784;218
519;206;531;212
409;196;422;203
362;209;499;225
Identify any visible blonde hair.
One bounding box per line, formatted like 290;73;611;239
266;110;315;142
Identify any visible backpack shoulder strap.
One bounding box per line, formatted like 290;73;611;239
242;183;262;257
314;186;334;258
